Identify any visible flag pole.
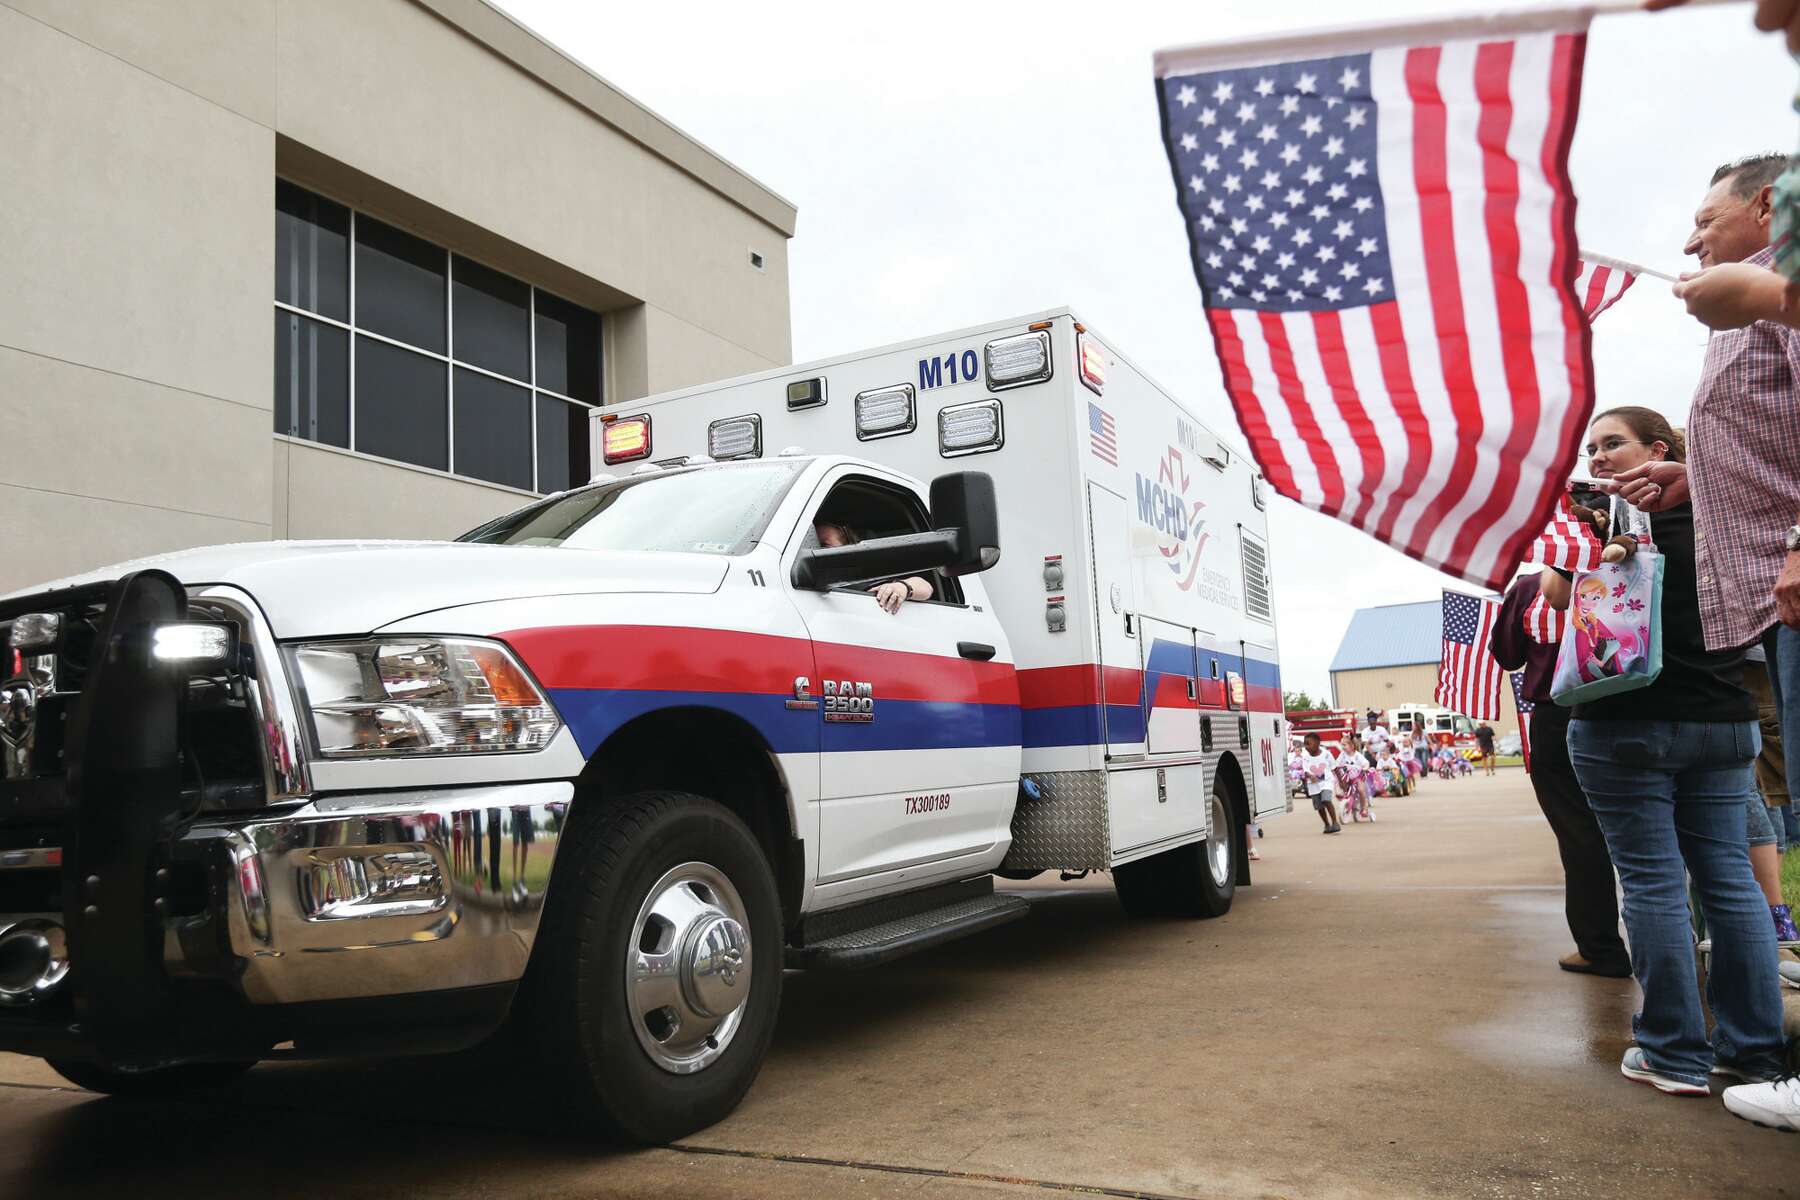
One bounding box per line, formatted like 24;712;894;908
1590;0;1747;12
1578;248;1681;283
1156;0;1747;77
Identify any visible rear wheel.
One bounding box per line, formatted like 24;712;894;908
46;1058;253;1097
1112;854;1168;917
518;790;782;1144
1111;776;1239;919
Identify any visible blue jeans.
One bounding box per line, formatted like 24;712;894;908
1762;624;1800;805
1568;718;1784;1085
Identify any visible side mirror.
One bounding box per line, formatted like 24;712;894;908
928;471;1000;577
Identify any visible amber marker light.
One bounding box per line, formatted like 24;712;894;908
467;644;543;707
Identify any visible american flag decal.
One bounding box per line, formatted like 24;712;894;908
1089;401;1119;465
1435;589;1504;721
1156;10;1594;592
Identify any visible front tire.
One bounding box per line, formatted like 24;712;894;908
519;790;782;1144
46;1058;253;1097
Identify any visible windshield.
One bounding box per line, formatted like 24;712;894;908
458;461;804;554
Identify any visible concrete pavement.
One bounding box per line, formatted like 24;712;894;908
2;770;1796;1198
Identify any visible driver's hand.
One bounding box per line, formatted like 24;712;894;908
870;581;908;614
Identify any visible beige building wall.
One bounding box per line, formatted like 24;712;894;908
1331;663;1523;744
0;0;796;587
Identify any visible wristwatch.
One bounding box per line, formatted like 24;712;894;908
902;580;916;600
1787;525;1800;552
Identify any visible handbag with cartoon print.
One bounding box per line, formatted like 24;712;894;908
1551;550;1665;706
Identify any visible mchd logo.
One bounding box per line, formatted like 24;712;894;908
1134;445;1210;591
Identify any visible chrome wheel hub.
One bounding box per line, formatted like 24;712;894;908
1207;790;1233;888
627;862;752;1075
0;919;70;1007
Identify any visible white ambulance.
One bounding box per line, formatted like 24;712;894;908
0;307;1282;1144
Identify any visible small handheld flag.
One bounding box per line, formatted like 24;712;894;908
1435;590;1504;721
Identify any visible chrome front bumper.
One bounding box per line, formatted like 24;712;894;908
180;780;572;1005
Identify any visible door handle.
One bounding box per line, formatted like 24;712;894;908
957;641;997;661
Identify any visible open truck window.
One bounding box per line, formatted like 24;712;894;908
806;474;964;605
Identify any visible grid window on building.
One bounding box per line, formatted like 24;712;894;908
274;179;600;492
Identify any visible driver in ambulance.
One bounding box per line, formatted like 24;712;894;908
813;521;935;614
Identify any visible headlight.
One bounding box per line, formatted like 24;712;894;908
286;637;560;758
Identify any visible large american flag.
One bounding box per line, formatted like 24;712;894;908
1574;257;1636;320
1435;590;1504;720
1155;10;1593;592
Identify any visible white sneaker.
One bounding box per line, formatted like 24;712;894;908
1619;1047;1709;1096
1722;1075;1800;1132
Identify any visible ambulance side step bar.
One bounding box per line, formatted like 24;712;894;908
787;877;1030;971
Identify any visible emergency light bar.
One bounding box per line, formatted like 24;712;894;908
854;384;916;441
983;331;1052;391
707;414;762;460
601;413;652;464
152;622;235;664
938;398;1003;457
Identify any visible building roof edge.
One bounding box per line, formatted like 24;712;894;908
417;0;799;237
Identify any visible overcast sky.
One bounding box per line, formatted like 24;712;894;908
498;0;1792;698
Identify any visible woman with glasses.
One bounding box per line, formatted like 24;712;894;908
1543;406;1783;1099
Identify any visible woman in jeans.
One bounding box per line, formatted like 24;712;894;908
1545;406;1783;1096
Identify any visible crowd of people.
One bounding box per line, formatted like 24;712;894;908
1487;145;1800;1131
1285;713;1486;835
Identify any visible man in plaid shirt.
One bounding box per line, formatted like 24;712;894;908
1604;154;1799;1128
1618;154;1800;702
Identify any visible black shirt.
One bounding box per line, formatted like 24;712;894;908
1571;503;1753;723
1490;573;1557;706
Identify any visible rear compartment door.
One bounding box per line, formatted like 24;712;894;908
1087;483;1143;756
1242;638;1287;818
1138;617;1200;757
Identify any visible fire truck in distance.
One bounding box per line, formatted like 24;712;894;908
1283;708;1357;752
1388;703;1482;756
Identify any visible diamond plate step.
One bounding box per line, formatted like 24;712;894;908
789;892;1031;971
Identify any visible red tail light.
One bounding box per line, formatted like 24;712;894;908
601;414;652;464
1078;332;1107;395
